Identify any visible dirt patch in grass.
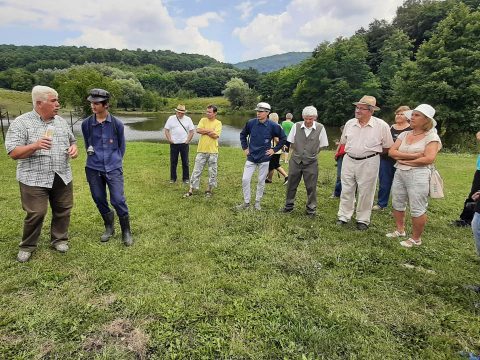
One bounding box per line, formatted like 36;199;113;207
83;318;149;358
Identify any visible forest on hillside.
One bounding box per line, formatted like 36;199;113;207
0;0;479;146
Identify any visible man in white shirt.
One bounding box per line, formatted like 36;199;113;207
164;105;195;184
336;95;394;230
280;106;329;217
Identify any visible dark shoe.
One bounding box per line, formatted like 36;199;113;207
306;212;316;218
451;219;470;227
336;219;347;226
280;207;293;213
283;176;289;185
356;222;369;231
119;215;134;246
183;191;193;198
205;191;213;198
265;179;272;184
100;210;115;242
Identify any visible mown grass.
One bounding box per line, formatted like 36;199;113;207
0;88;33;117
0;139;479;359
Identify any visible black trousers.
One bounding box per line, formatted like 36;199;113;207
170;143;190;182
459;169;480;223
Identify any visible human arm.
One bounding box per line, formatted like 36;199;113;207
396;141;440;167
186;130;194;144
6;120;52;160
116;119;126;157
388;134;424;160
240;121;250;154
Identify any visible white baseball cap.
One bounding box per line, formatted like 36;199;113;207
254;102;271;112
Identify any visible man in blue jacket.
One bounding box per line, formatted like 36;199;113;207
236;102;286;211
81;89;133;246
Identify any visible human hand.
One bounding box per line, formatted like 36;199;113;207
36;136;52;150
265;149;274;156
67;144;78;159
472;191;480;201
243;149;249;156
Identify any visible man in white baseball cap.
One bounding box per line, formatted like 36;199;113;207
236;102;286;211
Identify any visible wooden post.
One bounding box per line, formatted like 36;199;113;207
0;108;5;141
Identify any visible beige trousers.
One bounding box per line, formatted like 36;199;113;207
337;154;379;225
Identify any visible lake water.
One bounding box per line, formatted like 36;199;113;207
64;113;341;149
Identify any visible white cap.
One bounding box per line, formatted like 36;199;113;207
255;102;271;112
405;104;437;128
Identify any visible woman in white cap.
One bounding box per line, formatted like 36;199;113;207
387;104;442;247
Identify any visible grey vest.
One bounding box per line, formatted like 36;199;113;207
291;122;324;165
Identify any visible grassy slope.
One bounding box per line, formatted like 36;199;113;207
0;138;479;359
0;88;33;117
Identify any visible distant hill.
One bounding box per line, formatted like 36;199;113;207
233;52;312;73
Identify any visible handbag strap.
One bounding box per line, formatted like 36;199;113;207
176;115;189;134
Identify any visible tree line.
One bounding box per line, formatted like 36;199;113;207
259;0;480;147
0;0;479;147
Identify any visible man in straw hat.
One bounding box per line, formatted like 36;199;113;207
164;105;195;184
336;95;394;230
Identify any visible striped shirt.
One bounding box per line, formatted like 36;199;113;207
5;110;76;188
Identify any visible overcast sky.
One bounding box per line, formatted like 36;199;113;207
0;0;406;63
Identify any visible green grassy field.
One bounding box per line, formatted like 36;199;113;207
0;88;33;117
0;139;479;359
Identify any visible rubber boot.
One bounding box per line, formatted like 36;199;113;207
119;215;133;246
100;210;115;242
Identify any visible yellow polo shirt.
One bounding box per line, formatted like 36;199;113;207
197;117;222;153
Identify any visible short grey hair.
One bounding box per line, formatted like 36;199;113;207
32;85;58;104
302;106;318;117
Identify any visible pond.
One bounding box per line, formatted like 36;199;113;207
58;113;342;149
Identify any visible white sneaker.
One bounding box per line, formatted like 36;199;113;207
386;230;406;238
17;250;31;263
254;201;262;211
372;205;385;211
53;243;69;253
235;203;250;211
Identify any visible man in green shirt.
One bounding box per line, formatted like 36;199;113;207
281;113;294;163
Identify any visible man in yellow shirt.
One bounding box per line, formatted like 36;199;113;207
184;105;222;197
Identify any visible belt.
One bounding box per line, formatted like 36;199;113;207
347;153;379;160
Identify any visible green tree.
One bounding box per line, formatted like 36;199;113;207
222;77;258;110
377;30;413;114
392;3;480;145
293;36;381;126
53;67;119;117
113;78;145;110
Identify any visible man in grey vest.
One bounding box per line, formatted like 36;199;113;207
280;106;329;216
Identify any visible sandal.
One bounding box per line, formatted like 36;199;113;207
400;238;422;248
386;230;406;238
183;192;193;198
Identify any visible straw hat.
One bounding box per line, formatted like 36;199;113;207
353;95;380;111
175;104;187;113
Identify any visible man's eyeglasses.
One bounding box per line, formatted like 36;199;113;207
355;106;370;111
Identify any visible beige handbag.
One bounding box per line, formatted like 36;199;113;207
429;165;444;198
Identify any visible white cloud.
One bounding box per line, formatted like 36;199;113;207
235;1;267;21
0;0;225;61
233;0;405;60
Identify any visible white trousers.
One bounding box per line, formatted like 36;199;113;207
242;160;270;204
337;154;380;225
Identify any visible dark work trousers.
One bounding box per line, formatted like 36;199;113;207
19;174;73;252
377;156;396;208
333;156;344;197
85;167;129;217
170;143;190;182
459;169;480;223
285;160;319;214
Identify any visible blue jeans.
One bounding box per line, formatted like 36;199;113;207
170;143;190;182
333;156;343;197
471;212;480;256
85;167;129;217
377;157;396;208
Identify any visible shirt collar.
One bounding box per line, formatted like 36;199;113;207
92;113;111;126
301;121;316;130
354;116;375;128
256;118;268;126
